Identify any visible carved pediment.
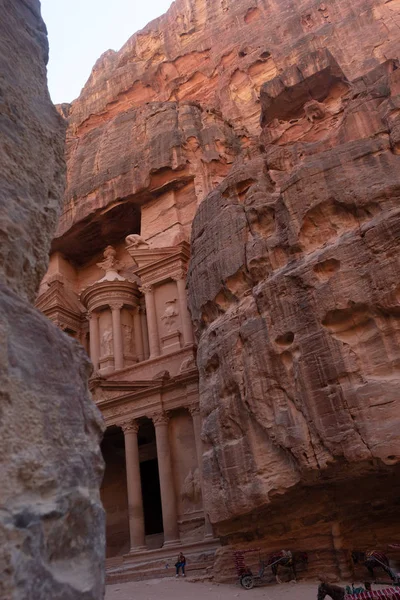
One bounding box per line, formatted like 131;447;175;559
125;240;190;285
36;279;85;324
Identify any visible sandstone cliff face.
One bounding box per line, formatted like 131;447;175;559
0;2;105;598
56;0;400;257
187;34;400;583
188;52;400;517
53;0;400;581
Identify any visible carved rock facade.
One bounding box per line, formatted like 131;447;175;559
37;0;400;584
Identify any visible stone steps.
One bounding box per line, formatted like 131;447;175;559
106;538;219;585
106;559;214;584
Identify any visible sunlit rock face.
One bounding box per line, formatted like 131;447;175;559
0;1;105;598
58;0;400;252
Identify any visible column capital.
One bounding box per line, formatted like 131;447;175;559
139;284;153;295
121;419;140;434
87;310;99;320
110;301;123;311
152;411;169;427
188;405;201;417
173;269;188;282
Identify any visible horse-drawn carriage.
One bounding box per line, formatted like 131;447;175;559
233;548;308;589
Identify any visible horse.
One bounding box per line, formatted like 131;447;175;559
352;551;396;582
317;582;345;600
265;550;308;583
318;581;372;600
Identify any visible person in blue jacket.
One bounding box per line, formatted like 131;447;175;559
175;552;186;577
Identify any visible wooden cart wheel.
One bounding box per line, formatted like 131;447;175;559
241;575;255;589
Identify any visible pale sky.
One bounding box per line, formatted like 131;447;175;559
41;0;173;105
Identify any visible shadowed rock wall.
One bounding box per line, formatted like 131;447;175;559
0;1;105;598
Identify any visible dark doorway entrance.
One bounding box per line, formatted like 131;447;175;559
140;458;163;535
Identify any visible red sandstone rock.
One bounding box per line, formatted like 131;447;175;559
188;50;400;555
40;0;400;581
56;0;400;261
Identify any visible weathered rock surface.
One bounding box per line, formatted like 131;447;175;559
56;0;400;259
0;1;105;598
56;101;239;258
188;48;400;566
0;0;65;303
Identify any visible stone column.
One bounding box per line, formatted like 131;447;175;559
140;306;150;360
141;285;160;359
133;308;144;362
122;420;146;552
189;405;214;539
88;311;100;372
153;412;180;546
175;272;194;346
110;302;124;370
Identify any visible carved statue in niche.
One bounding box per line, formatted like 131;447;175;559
122;324;133;354
181;468;202;509
101;329;113;356
304;99;326;122
97;246;125;282
179;355;196;373
125;234;149;249
161;299;179;332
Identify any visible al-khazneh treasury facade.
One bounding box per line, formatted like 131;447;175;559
34;57;238;576
36;232;218;566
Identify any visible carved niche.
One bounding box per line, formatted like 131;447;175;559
161;298;179;332
101;329;113;357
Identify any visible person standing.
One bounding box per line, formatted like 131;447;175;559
175;552;186;577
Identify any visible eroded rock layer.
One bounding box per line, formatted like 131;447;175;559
188;33;400;580
56;0;400;258
0;1;105;598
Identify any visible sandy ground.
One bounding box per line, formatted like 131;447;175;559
105;578;322;600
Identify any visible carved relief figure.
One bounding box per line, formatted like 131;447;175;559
125;234;149;249
179;355;196;373
122;324;133;354
161;299;179;332
97;245;125;281
181;468;202;509
101;329;113;356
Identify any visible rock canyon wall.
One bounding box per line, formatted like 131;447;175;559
0;1;105;598
46;0;400;583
